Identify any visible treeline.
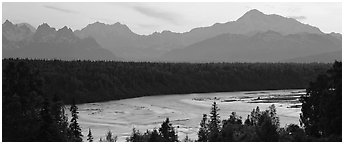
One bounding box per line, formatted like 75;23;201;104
2;58;331;104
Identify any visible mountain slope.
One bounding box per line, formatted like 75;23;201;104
180;9;323;47
162;31;341;63
3;20;34;42
3;22;119;60
74;22;183;60
282;51;342;63
74;9;325;61
17;23;36;32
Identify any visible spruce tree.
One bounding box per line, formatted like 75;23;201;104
268;104;280;128
105;130;117;142
159;118;178;142
38;98;59;141
87;128;94;142
69;98;83;141
197;114;209;142
51;94;70;141
208;102;220;141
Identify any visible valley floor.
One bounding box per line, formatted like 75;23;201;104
71;89;304;141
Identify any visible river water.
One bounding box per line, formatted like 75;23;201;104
72;89;304;141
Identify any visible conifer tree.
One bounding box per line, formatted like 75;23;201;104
87;128;94;142
268;104;280;128
51;94;70;141
105;130;117;142
69;98;83;142
38;98;58;141
208;102;220;141
159;118;178;142
197;114;209;142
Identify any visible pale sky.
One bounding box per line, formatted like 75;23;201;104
2;2;342;35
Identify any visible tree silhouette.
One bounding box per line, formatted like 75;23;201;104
127;128;144;142
256;111;279;141
149;129;161;142
87;128;94;142
197;114;209;142
300;61;341;140
279;124;307;141
105;130;117;142
51;94;70;141
220;112;244;141
37;97;59;141
159;118;178;142
68;98;83;141
208;102;220;141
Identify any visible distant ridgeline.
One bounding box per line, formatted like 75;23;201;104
3;59;331;104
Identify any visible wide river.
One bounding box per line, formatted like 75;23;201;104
73;89;304;141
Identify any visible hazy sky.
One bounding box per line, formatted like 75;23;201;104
2;2;342;35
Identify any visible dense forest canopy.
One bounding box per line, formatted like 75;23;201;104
2;58;331;104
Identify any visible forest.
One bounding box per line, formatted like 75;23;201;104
2;59;341;142
2;58;331;104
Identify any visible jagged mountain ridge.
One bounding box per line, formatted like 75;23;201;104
3;22;118;60
3;20;34;42
74;9;335;62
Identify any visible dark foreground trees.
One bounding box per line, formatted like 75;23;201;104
69;98;83;141
300;61;342;141
87;128;94;142
2;61;83;141
196;102;282;142
208;102;221;141
3;61;43;141
126;118;178;142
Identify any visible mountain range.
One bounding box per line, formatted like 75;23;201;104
3;20;117;60
2;9;342;62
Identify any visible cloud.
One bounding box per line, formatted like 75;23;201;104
44;5;78;14
133;6;180;25
289;16;307;21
